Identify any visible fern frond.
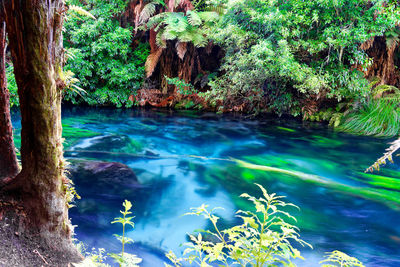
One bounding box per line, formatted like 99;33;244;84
197;11;219;22
147;13;169;29
156;29;167;48
372;84;400;98
174;0;183;8
165;13;188;33
366;137;400;172
145;48;164;77
139;2;157;24
187;10;202;26
176;42;187;59
68;5;96;20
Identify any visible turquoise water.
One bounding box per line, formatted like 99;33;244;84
11;107;400;266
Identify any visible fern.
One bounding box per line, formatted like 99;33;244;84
187;10;202;26
139;2;157;24
68;5;96;20
197;11;220;22
366;137;400;172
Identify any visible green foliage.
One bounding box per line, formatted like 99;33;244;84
166;184;312;267
320;250;365;267
338;99;400;137
207;0;400;114
64;0;149;108
74;200;141;267
337;82;400;137
165;76;197;95
5;63;18;108
140;3;219;48
110;200;142;267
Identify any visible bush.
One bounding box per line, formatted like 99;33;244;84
207;0;399;115
64;0;149;108
5;63;18;108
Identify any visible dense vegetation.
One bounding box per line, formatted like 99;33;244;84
63;0;149;107
5;0;400;138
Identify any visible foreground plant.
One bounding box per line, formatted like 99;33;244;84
110;200;142;267
166;184;311;267
320;250;365;267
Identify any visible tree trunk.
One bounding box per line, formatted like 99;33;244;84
160;42;177;94
362;36;400;86
2;0;73;244
0;15;19;181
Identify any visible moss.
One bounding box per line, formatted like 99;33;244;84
62;124;101;149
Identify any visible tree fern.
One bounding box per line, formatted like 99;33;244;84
187;10;202;26
197;11;220;22
139;2;158;24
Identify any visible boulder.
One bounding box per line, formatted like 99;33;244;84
68;159;141;195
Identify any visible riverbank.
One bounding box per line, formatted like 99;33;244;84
0;195;82;266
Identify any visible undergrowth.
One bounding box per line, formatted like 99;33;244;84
77;185;364;267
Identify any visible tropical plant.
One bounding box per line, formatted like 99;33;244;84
165;76;197;95
5;62;18;108
137;0;219;80
64;0;149;107
338;80;400;137
206;0;400;115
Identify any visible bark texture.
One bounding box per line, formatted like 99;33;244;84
0;13;18;181
2;0;73;243
362;36;400;86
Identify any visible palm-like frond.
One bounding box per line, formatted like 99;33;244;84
68;5;96;20
147;13;169;30
372;84;400;99
139;2;157;24
366;137;400;172
187;10;202;26
197;11;219;22
145;48;164;77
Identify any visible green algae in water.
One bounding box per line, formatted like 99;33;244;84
235;159;400;209
62;124;101;149
357;172;400;190
276;126;296;133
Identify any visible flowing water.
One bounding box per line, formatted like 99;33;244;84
11;107;400;266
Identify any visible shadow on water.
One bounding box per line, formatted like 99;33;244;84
10;107;400;266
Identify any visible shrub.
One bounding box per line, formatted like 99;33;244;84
207;0;399;115
64;0;149;108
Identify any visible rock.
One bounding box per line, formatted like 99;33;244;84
72;135;131;152
68;159;141;195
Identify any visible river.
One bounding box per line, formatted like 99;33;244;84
11;107;400;266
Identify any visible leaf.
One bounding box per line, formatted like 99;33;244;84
187;10;202;26
145;48;164;77
68;5;96;20
176;42;188;59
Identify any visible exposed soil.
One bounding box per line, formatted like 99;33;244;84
0;196;82;267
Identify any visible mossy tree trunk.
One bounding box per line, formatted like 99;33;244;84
2;0;74;244
0;14;19;182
